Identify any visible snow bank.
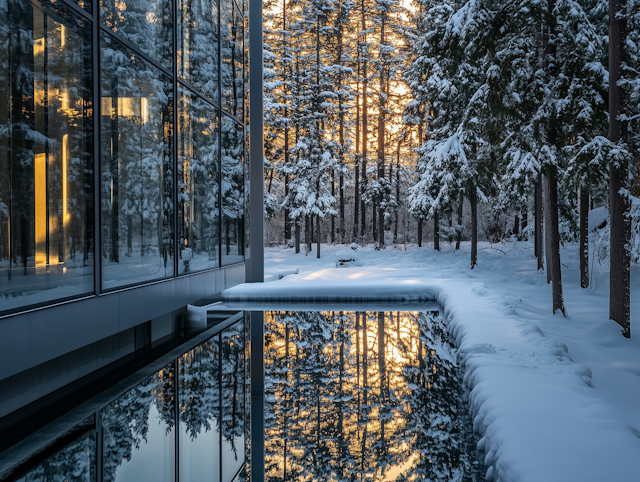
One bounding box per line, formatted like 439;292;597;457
223;252;640;482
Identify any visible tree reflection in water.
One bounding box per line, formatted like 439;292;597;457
264;310;485;482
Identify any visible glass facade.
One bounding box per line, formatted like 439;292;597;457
9;315;247;482
0;0;246;313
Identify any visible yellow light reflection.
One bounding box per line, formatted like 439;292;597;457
35;153;47;267
62;134;70;227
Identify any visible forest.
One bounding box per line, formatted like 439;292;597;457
261;0;640;332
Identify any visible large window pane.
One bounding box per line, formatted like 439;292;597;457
179;338;220;482
100;0;173;70
221;0;243;119
14;430;96;482
0;0;94;315
221;116;244;266
178;0;219;102
100;33;175;291
102;365;176;482
221;322;245;482
178;88;220;274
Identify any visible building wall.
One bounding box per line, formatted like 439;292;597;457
0;0;250;383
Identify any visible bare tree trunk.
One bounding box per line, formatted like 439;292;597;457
306;214;311;253
434;212;440;251
535;179;543;270
456;193;463;250
543;175;553;284
470;184;477;269
609;0;631;337
580;187;589;288
549;174;566;315
417;219;422;247
513;215;520;236
295;219;300;253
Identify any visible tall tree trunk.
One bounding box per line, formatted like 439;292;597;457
339;172;344;244
470;184;477;269
283;0;291;244
360;0;368;239
434;212;440;251
317;215;321;258
609;0;630;336
417;219;422;247
354;61;361;242
305;214;311;254
543;176;553;284
284;178;291;241
513;215;520;236
295;219;300;253
535;179;543;270
377;16;386;249
456;193;463;250
331;174;336;244
394;142;400;243
549;174;566;315
337;21;346;245
521;206;528;233
372;205;377;242
580;187;589;288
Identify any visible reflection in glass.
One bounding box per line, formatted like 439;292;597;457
0;0;94;314
178;87;220;274
100;33;175;290
221;321;245;481
221;117;244;266
263;310;486;481
100;0;173;70
178;0;219;101
14;430;96;482
221;0;243;119
179;337;220;482
102;365;176;482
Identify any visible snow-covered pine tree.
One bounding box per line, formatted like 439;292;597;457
405;0;492;266
280;0;338;258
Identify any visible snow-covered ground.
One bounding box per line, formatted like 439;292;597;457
223;240;640;482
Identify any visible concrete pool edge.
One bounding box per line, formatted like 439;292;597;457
223;278;640;482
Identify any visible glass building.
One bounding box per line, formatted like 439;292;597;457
0;0;248;315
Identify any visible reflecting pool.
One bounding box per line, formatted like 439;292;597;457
0;308;485;482
263;309;485;482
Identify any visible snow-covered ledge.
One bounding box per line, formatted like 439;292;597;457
223;270;640;482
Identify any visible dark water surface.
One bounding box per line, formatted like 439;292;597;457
1;308;485;482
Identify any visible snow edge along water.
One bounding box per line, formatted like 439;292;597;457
222;275;640;482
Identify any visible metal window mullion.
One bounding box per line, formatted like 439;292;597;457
173;0;179;280
177;78;220;110
174;357;180;482
95;410;103;482
218;0;223;268
92;0;101;294
218;334;223;482
52;0;93;21
99;25;174;79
